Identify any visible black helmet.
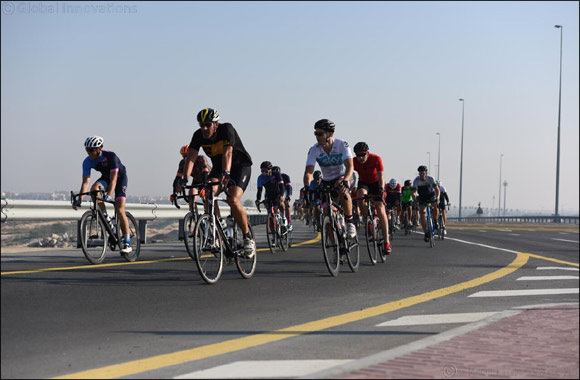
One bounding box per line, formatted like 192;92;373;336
313;170;322;180
260;161;272;170
404;179;412;187
314;119;335;132
197;108;220;124
417;165;428;173
353;142;369;153
272;166;281;173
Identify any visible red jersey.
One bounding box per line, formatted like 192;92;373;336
353;153;384;184
386;183;402;194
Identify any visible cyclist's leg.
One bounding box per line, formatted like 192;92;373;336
92;178;109;214
375;200;389;244
357;187;369;220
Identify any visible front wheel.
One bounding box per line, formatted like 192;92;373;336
183;211;197;261
321;215;340;276
79;211;107;264
121;212;140;262
279;219;289;252
193;214;224;284
364;216;378;265
345;234;360;272
266;213;279;254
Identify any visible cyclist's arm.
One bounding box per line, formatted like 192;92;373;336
78;175;91;202
183;148;199;183
443;192;450;204
303;165;314;189
377;170;385;190
343;157;354;184
434;185;441;200
222;145;233;174
108;170;119;199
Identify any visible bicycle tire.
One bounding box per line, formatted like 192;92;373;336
345;234;360;272
193;214;224;284
279;219;289;252
183;212;197;261
426;208;435;248
364;216;378;265
233;221;257;279
438;215;445;240
79;211;107;264
121;212;141;262
376;219;387;263
266;212;279;254
321;215;340;276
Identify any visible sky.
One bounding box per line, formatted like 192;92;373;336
1;1;579;214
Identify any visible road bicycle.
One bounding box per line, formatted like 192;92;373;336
171;185;204;260
352;193;387;265
70;190;140;264
424;200;436;248
191;180;256;284
411;201;419;233
257;199;289;254
319;182;360;276
386;205;396;242
437;202;449;240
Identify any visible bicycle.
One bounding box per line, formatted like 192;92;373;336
70;190;140;264
386;205;396;242
257;199;289;254
171;185;204;260
352;193;387;265
437;202;449;240
191;180;257;284
423;200;436;248
319;182;360;276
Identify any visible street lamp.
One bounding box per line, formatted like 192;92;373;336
503;180;508;216
436;132;441;181
498;154;504;217
458;99;465;221
427;152;431;174
554;25;563;223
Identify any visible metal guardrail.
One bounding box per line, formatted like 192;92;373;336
447;216;579;224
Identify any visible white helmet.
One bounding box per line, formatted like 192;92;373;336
389;178;397;188
84;136;103;148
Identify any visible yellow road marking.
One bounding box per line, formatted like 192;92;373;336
53;253;528;379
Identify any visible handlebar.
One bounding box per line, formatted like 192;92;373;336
70;189;113;206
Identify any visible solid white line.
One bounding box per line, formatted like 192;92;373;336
174;360;353;379
516;276;579;281
468;288;579;297
499;229;512;232
376;312;498;326
537;266;579;271
551;238;579;243
559;232;569;235
478;230;487;233
508;233;520;236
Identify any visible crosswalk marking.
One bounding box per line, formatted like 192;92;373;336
173;360;353;379
536;266;579;271
376;312;497;327
516;276;579;281
468;288;579;297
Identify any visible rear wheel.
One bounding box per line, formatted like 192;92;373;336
121;212;140;262
183;212;197;261
266;213;279;254
193;214;224;284
279;219;289;252
321;215;340;276
80;211;107;264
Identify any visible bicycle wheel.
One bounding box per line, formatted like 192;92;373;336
426;211;435;248
439;215;445;240
233;221;257;279
364;216;378;265
266;213;279;254
121;212;141;262
279;222;289;252
193;214;224;284
321;215;340;276
376;219;387;263
345;234;360;272
388;214;395;242
79;211;107;264
183;212;197;261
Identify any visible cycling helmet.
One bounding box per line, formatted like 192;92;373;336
197;108;220;124
417;165;428;173
260;161;273;170
353;142;369;153
180;144;189;156
404;180;412;187
272;166;281;173
84;136;103;148
389;179;398;188
313;170;322;180
314;119;335;132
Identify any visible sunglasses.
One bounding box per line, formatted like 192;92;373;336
199;122;213;128
85;147;98;153
356;152;368;157
314;131;325;137
261;169;271;174
419;171;427;175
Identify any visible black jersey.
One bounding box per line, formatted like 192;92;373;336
189;123;252;169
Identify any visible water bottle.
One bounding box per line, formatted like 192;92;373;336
219;218;228;233
226;215;234;238
110;217;117;235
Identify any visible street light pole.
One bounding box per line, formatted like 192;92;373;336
436;132;441;181
503;180;508;216
427;152;431;174
458;99;464;221
554;25;563;223
498;154;503;217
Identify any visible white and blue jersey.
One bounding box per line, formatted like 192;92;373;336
306;138;353;181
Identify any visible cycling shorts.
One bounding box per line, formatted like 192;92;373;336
209;165;252;192
385;192;401;209
418;193;438;207
402;201;413;209
357;181;382;196
96;175;128;201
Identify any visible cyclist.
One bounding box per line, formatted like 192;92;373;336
350;171;361;228
412;166;440;242
400;180;416;230
73;136;132;254
272;166;293;231
255;161;286;246
352;142;391;253
308;170;324;231
180;108;256;258
385;178;402;230
437;180;450;234
303;119;356;240
171;144;211;210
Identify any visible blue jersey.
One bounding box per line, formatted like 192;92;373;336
256;172;285;200
280;173;292;198
82;150;126;179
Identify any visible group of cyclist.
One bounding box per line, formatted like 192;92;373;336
74;108;449;259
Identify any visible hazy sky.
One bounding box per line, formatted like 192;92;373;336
2;1;579;213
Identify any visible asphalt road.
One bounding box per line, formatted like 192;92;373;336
1;221;578;379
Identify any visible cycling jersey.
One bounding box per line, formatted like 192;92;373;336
309;179;322;204
280;172;292;198
353;153;384;184
413;175;437;198
189;122;252;169
306;138;353;181
256;172;285;201
174;156;211;192
401;188;414;204
82;150;128;200
438;185;450;207
386;183;402;194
